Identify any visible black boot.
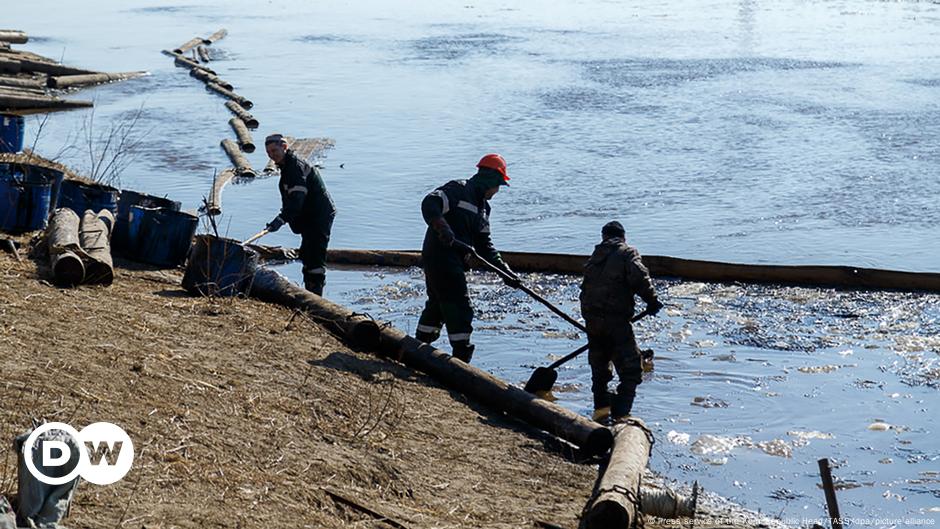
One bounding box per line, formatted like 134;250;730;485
304;274;325;296
611;385;637;421
452;343;475;363
415;329;440;344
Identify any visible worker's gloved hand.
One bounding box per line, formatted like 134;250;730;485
501;267;522;289
648;298;664;316
265;216;285;233
430;217;455;246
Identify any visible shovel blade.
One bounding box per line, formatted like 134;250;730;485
524;367;558;394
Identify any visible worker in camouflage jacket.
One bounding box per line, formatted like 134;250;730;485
416;154;521;363
580;221;663;423
263;134;337;295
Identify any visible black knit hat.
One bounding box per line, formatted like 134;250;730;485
602;221;625;239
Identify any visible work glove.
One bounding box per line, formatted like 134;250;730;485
647;298;664;316
501;267;522;289
430;217;455;246
265;215;285;233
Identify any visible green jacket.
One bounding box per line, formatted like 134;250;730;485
276;150;336;234
580;238;657;319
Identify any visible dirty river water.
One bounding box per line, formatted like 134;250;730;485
6;0;940;524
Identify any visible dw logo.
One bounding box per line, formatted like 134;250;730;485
22;422;135;485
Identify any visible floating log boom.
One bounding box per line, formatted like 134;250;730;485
228;118;255;153
220;139;256;177
206;82;252;109
189;68;232;90
224;100;258;128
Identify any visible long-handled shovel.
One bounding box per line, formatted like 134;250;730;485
523;309;651;395
243;229;269;246
454;241;587;332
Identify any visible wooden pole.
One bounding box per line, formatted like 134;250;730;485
818;458;843;529
47;208;85;287
47;71;147;89
228;117;255;153
79;209;114;285
173;37;204;55
206;82;252;109
220;139;256;177
0;75;45;89
580;420;652;528
380;324;613;455
224;100;258;128
189;68;232;90
204;29;228;44
0;93;93;111
0;30;28;44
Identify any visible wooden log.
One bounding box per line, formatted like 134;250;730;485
47;208;85;287
16;58;94;77
250;267;383;349
205;168;235;216
0;93;92;111
206;82;252;109
0;57;21;74
374;324;613;455
224;100;257;128
196;46;210;63
580;420;652;528
47;71;147;89
0;75;45;89
220;139;256;177
79;209;114;285
228;118;255;153
0;31;28;44
0;84;46;96
204;29;228;44
174;37;204;55
189;68;232;90
162;50;216;75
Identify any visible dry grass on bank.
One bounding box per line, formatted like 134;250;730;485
0;238;599;529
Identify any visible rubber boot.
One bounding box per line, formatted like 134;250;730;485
452;343;475;363
611;385;637;422
304;273;325;296
415;330;440;344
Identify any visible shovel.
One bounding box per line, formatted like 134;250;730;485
523;309;651;396
243;229;269;246
454;241;587;333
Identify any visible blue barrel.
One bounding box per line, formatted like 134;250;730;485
114;190;181;253
57;180;119;216
0;171;53;233
182;235;258;296
127;206;198;268
0;114;25;154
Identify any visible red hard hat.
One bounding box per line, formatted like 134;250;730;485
476;153;510;182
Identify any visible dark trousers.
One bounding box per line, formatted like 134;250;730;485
586;315;642;417
416;262;473;347
299;216;333;296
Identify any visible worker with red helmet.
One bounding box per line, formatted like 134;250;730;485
416;153;521;363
